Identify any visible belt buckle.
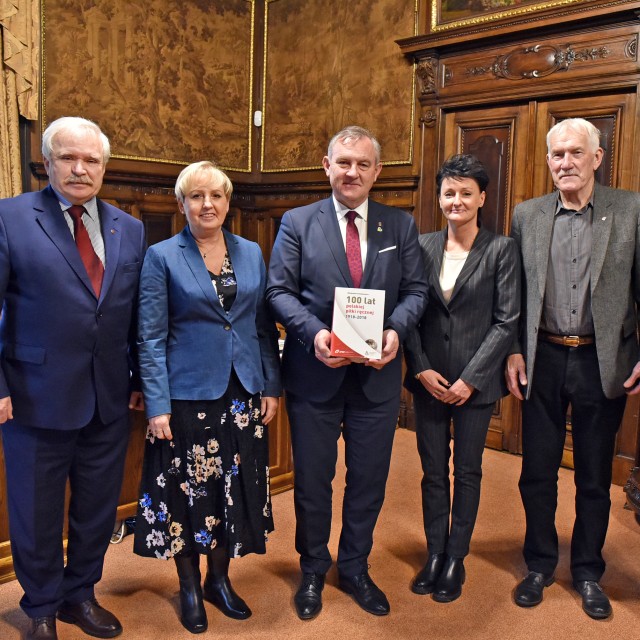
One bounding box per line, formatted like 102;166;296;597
564;335;581;347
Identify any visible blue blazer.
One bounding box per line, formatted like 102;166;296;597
0;186;146;429
266;197;427;403
138;226;282;419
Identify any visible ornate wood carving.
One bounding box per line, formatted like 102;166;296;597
416;57;438;95
420;108;437;128
464;44;611;80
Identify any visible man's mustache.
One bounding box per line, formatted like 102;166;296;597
65;176;93;185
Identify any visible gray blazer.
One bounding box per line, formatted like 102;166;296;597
404;226;521;405
510;182;640;399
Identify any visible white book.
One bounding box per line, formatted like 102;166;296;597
330;287;385;360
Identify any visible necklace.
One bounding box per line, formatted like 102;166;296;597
195;237;220;259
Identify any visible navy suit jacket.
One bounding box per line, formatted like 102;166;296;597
138;226;282;419
0;185;146;429
266;197;427;403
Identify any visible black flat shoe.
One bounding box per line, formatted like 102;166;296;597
514;571;555;608
338;571;390;616
412;553;445;595
432;557;465;603
294;573;325;620
574;580;612;620
203;576;252;620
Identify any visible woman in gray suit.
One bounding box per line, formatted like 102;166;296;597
404;155;520;602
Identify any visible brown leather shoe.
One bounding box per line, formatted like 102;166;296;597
57;598;122;638
26;616;57;640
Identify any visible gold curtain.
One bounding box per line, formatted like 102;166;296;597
0;0;39;198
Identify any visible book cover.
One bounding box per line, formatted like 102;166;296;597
330;287;385;360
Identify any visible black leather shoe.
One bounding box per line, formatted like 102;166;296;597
294;573;325;620
26;616;57;640
338;571;390;616
574;580;612;619
432;556;465;603
514;571;555;607
57;598;122;638
203;576;252;620
412;553;445;595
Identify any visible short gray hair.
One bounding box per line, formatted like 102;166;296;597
327;126;381;164
42;116;111;164
174;161;233;203
546;118;601;154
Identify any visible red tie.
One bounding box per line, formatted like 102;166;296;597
68;205;104;297
345;210;363;288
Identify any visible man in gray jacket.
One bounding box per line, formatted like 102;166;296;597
506;117;640;620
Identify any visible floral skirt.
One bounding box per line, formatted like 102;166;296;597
133;373;273;559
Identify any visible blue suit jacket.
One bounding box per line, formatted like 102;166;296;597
0;186;146;429
266;197;427;403
138;226;282;419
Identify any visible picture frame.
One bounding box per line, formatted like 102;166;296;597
432;0;586;33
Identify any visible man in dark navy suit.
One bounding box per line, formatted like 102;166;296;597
0;117;145;640
267;126;426;619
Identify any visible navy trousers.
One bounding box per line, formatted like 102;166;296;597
286;365;400;578
1;411;130;617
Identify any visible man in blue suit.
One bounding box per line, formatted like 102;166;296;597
0;117;145;640
266;126;426;619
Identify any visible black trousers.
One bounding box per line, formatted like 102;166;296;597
1;411;130;617
519;341;626;581
414;392;494;559
286;366;400;578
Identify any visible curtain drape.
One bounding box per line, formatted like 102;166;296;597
0;0;39;198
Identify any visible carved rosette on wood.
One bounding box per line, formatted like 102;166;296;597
420;108;437;128
465;44;611;80
416;56;438;95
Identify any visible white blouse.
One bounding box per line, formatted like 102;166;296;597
439;249;469;303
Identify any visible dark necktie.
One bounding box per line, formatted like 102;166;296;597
345;210;363;288
68;205;104;297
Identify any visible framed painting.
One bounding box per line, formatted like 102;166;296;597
432;0;587;32
41;0;255;171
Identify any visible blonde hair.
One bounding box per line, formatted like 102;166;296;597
174;161;233;202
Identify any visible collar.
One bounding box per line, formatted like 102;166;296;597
52;188;100;223
333;196;369;222
554;192;594;216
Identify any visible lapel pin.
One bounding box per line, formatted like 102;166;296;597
377;221;383;232
601;217;606;221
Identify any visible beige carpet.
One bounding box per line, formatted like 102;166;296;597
1;428;639;639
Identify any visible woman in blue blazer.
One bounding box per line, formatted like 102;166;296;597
404;155;520;603
133;162;281;633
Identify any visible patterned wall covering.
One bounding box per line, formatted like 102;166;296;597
261;0;417;171
42;0;254;170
